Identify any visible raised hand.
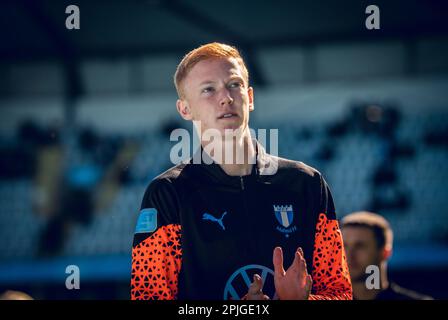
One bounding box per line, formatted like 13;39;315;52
242;274;270;300
273;246;313;300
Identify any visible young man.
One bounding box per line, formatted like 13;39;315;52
341;211;432;300
131;42;352;300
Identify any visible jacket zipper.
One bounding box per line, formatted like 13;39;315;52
240;175;253;257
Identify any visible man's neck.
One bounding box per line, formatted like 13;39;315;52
203;132;256;177
352;281;382;300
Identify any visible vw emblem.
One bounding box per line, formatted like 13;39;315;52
223;264;276;300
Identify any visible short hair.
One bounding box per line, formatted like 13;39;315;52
340;211;393;250
0;290;33;300
174;42;249;98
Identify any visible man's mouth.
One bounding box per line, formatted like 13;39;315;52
218;113;238;119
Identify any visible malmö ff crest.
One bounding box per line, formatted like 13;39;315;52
273;205;297;237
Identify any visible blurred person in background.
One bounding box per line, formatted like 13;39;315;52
341;211;433;300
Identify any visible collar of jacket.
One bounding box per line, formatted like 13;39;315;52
189;139;278;188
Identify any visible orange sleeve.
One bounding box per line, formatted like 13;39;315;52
131;224;182;300
308;213;352;300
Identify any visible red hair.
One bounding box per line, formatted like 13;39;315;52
174;42;249;98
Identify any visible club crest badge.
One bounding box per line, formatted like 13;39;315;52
273;205;297;237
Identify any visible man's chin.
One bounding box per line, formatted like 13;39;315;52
221;127;245;138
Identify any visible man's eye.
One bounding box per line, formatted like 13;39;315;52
202;87;214;93
229;82;242;88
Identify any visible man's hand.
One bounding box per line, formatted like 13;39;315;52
273;246;313;300
242;274;270;300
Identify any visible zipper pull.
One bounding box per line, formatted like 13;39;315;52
240;176;245;190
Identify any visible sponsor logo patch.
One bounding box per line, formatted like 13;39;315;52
135;208;157;234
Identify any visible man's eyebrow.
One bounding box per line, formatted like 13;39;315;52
228;75;244;81
198;80;216;86
198;76;244;87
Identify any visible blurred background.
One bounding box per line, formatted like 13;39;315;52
0;0;447;299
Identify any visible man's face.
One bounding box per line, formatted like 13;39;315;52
341;226;384;282
176;57;254;137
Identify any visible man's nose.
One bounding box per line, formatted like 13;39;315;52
219;88;234;107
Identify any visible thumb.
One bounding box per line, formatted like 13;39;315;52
248;274;263;295
273;247;285;276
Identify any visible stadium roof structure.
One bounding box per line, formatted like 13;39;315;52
2;0;448;87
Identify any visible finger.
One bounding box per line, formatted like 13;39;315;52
296;247;308;274
273;247;285;276
305;275;313;299
254;274;264;290
299;248;307;268
288;250;308;279
306;275;313;290
287;247;302;273
298;250;307;274
248;274;263;295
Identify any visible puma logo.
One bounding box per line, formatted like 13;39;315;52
202;212;227;230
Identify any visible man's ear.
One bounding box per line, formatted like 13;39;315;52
176;99;192;120
382;246;392;261
248;87;254;112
